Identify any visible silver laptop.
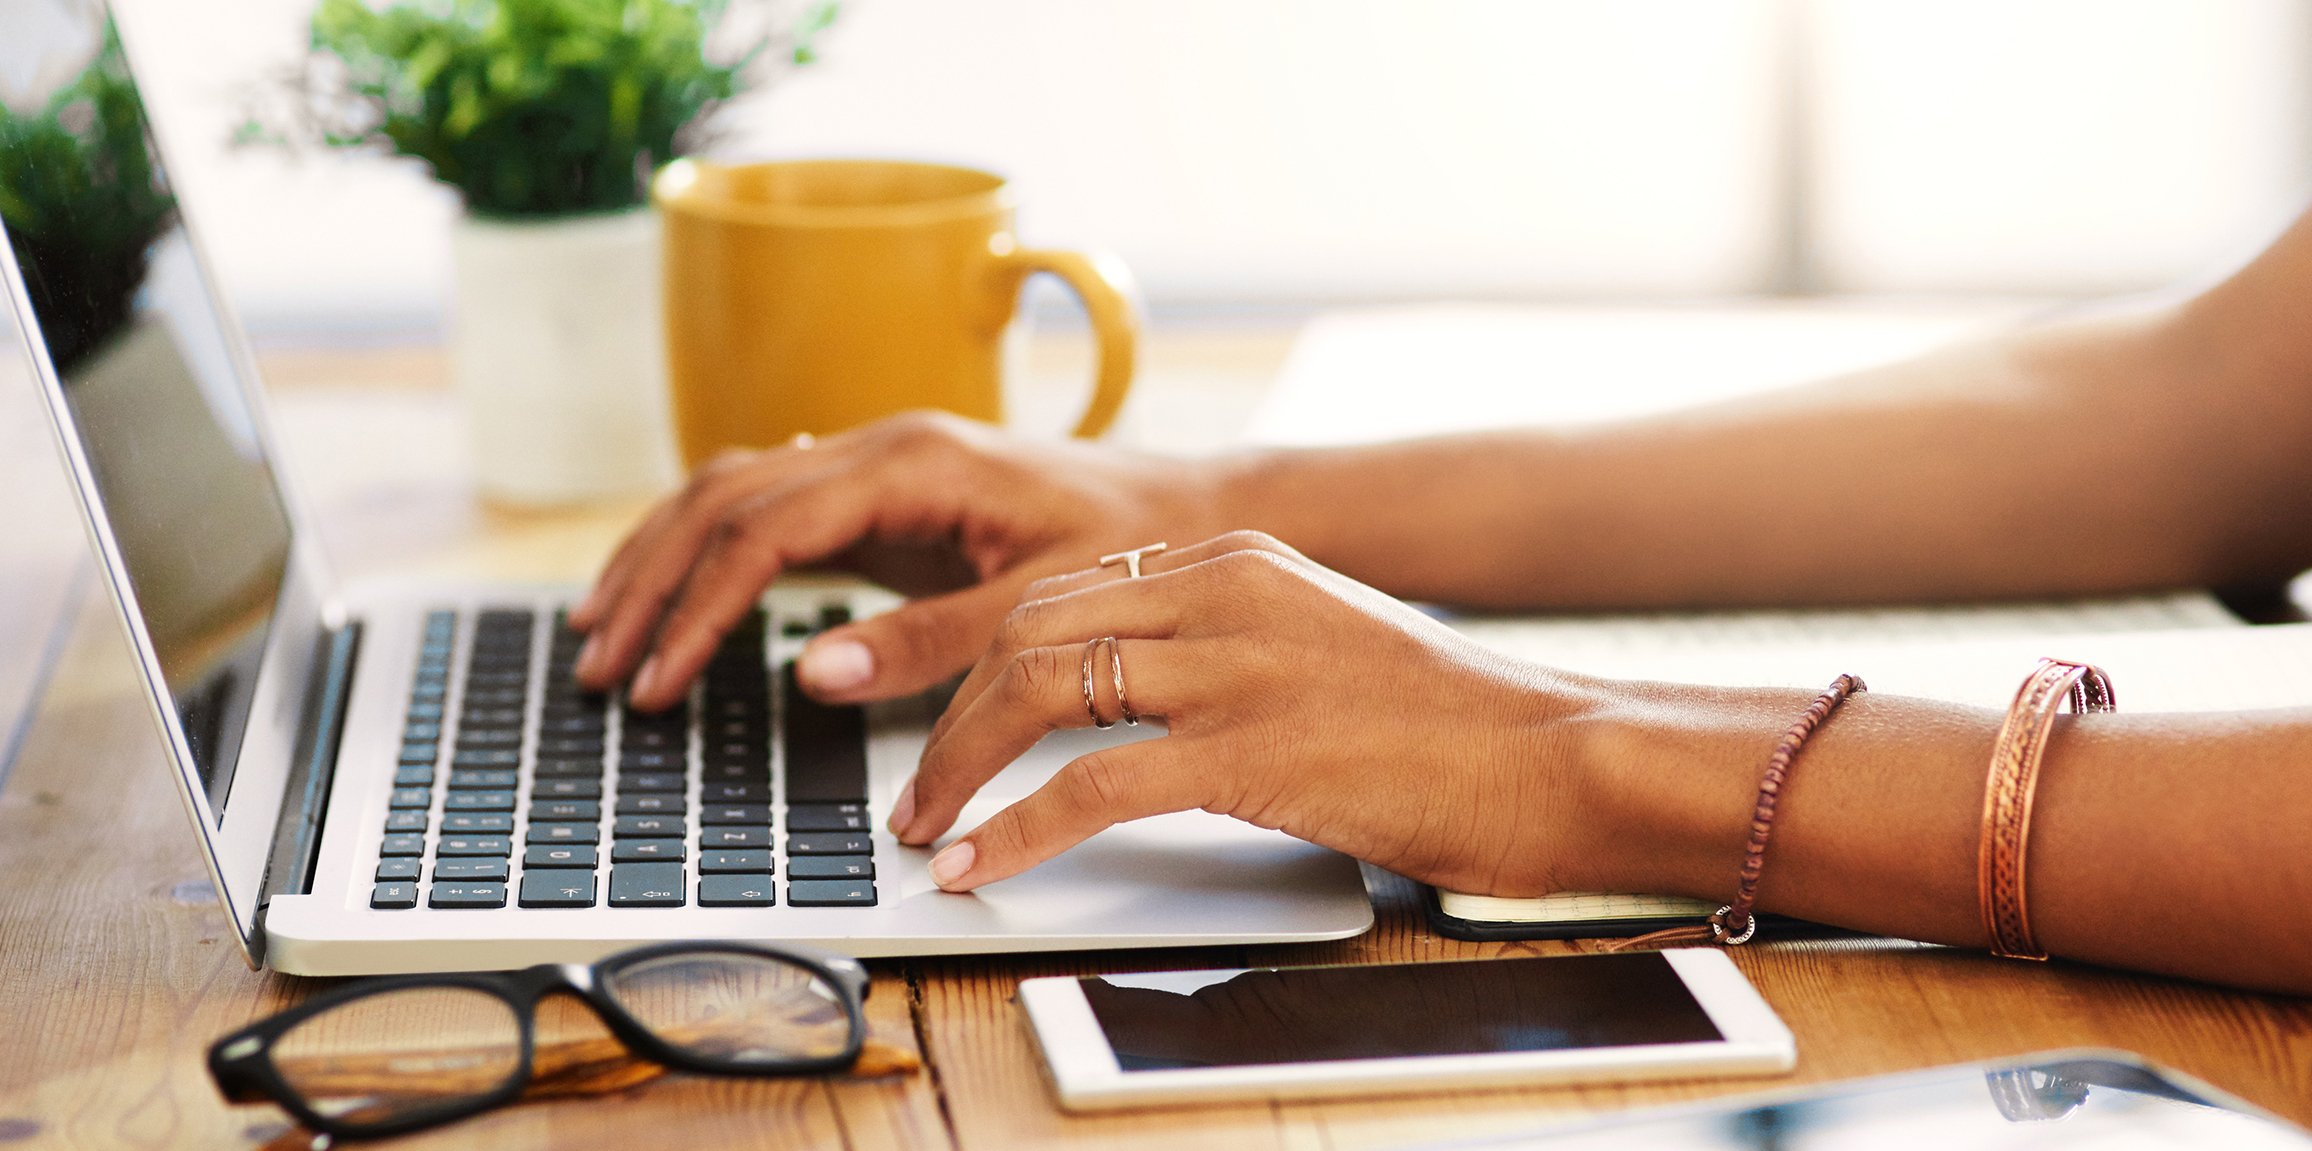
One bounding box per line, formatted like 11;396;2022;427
0;6;1371;975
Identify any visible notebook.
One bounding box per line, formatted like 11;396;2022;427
1429;593;2269;938
0;6;1372;975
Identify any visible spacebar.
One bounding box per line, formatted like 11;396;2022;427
782;662;868;803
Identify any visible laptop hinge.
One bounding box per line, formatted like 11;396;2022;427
252;619;362;959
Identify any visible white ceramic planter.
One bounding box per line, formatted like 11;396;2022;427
450;208;679;505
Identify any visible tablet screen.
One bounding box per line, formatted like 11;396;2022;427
1082;953;1723;1072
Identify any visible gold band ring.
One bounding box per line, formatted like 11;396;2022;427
1099;542;1168;579
1082;637;1117;730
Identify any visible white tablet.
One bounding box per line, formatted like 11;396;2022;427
1018;949;1794;1112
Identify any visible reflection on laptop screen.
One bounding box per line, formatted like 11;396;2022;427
0;4;293;823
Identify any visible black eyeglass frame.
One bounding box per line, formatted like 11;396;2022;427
207;940;872;1140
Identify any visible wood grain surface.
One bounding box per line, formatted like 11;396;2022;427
4;338;2308;1149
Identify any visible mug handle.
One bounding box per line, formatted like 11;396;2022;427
993;247;1140;438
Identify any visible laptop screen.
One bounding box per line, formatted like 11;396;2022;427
1;5;294;824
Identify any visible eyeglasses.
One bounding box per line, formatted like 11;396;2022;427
207;941;870;1142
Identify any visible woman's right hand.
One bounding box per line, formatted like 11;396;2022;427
569;411;1231;711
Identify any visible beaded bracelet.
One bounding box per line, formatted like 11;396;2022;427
1607;674;1867;952
1980;658;2115;960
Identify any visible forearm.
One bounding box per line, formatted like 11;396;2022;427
1561;681;2312;994
1211;301;2312;609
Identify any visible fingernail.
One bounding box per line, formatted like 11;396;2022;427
799;638;875;693
575;635;603;676
887;775;917;838
928;841;976;890
631;656;661;700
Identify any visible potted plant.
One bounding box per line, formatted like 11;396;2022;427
267;0;835;504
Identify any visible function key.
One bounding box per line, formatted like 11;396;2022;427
527;823;601;845
433;859;509;881
788;879;876;907
524;844;598;869
436;835;512;856
520;871;598;908
370;881;418;909
440;813;513;834
698;875;775;907
787;832;872;856
786;803;869;832
787;855;873;879
700;849;773;874
609;862;686;907
429;881;508;909
612;839;686;862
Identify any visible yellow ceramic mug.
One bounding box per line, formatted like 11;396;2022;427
653;158;1138;468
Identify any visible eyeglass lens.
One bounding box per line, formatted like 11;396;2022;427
269;985;524;1128
602;951;854;1064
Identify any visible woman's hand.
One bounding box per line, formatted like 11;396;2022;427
893;531;1617;896
569;411;1226;710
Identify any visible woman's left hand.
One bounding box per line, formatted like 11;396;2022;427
892;531;1616;895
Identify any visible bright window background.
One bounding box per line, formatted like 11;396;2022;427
94;0;2312;335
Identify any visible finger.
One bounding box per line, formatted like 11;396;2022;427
794;576;1029;704
928;569;1201;751
570;449;765;629
903;636;1190;844
1013;529;1306;605
574;452;833;687
924;738;1209;891
621;465;921;710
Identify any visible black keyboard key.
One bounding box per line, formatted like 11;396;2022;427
787;855;873;879
619;751;685;772
462;688;527;708
532;777;603;799
703;741;764;765
609;862;685;907
381;833;425;856
399;743;438;764
787;832;872;855
436;835;512;856
781;664;868;803
700;849;773;874
701;826;772;848
528;799;601;822
539;717;605;736
621;727;684;751
402;722;442;741
520;871;598;908
615;794;685;815
786;803;869;831
612;839;686;862
462;708;524;727
527;822;602;845
699;782;774;803
618;771;686;793
429;881;507;909
446;791;517;812
441;813;513;834
407;702;445;721
385;811;427;833
699;875;775;907
702;804;772;826
394;766;435;787
388;788;432;809
455;729;522;748
371;881;418;909
701;762;767;784
535;759;605;778
434;859;509;881
613;815;685;838
817;604;852;629
525;844;598;869
789;879;876;906
781;617;811;638
376;859;422;880
452;750;519;767
538;738;604;757
448;768;518;789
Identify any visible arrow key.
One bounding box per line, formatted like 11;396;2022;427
519;870;598;908
698;874;776;907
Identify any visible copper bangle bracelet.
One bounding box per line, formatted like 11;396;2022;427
1979;658;2116;961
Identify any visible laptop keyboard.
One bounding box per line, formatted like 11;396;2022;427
369;605;877;912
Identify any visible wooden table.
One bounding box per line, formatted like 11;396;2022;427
4;328;2309;1149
